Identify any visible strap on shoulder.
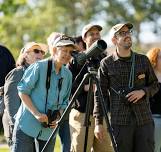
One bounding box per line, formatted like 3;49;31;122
45;59;52;113
46;59;52;90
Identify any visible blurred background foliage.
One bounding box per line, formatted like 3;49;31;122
0;0;161;59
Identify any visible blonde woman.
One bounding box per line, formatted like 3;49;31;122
2;42;46;148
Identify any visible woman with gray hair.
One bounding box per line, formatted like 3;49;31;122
47;32;74;152
2;42;46;149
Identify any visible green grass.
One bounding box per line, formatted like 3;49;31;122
0;147;9;152
0;136;61;152
0;148;8;152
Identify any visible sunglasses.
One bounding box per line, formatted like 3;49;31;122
32;49;45;55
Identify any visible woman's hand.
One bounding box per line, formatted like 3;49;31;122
34;112;48;123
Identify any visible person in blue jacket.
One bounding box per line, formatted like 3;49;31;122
12;35;77;152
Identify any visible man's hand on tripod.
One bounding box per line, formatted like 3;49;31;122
94;124;104;142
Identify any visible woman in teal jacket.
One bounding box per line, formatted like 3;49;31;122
12;36;77;152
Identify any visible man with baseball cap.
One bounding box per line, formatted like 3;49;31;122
12;36;76;152
68;23;113;152
82;23;102;38
94;22;159;152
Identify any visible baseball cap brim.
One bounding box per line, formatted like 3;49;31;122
110;23;133;38
115;23;133;33
112;23;133;33
21;42;48;54
55;39;78;49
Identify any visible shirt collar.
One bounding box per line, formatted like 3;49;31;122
113;51;119;61
51;60;66;78
112;50;133;62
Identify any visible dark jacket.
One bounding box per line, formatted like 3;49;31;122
94;51;159;126
2;65;27;138
68;53;106;113
0;44;15;87
150;83;161;115
0;44;15;116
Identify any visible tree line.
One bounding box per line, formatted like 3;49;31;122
0;0;161;58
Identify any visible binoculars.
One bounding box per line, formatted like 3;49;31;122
41;109;60;128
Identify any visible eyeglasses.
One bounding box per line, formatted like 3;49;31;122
115;30;133;37
32;49;45;55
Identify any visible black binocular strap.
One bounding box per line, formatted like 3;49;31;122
45;59;63;113
57;78;63;108
45;59;52;113
36;59;53;141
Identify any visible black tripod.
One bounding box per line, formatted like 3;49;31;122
41;66;118;152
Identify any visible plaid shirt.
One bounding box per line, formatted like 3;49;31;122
94;51;159;126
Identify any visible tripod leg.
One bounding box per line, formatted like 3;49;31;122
41;73;91;152
93;76;118;152
83;77;94;152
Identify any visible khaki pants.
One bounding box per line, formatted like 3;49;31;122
69;109;114;152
